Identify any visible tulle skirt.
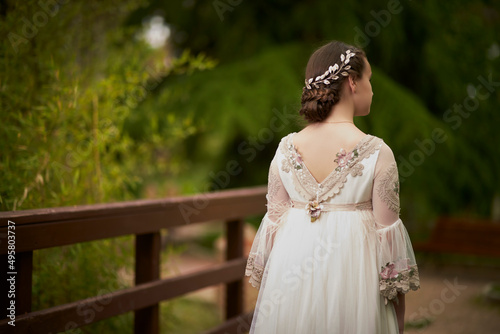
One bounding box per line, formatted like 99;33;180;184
249;208;399;334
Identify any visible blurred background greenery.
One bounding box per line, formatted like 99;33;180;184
1;0;499;332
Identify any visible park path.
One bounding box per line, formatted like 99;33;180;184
404;263;500;334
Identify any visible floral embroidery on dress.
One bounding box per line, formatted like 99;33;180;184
393;180;400;196
280;140;304;173
279;133;383;204
306;200;323;222
289;144;303;170
279;135;317;200
281;157;291;173
379;261;420;305
267;160;282;199
377;162;400;214
334;148;359;172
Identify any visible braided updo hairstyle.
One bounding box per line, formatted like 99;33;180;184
299;41;366;123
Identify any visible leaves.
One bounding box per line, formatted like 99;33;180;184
1;2;217;332
0;2;216;211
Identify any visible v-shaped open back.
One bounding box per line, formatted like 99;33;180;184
280;132;382;203
290;132;370;185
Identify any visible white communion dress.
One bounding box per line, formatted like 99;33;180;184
245;132;420;334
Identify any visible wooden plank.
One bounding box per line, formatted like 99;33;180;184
201;311;254;334
0;186;267;226
134;232;161;334
414;243;500;257
17;251;33;316
0;258;247;333
225;220;244;320
0;254;9;321
0;190;266;255
135;233;161;285
414;217;500;257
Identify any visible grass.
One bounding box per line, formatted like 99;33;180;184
160;295;222;334
158;229;224;333
404;317;434;330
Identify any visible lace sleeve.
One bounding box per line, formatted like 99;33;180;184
245;155;290;289
373;143;420;304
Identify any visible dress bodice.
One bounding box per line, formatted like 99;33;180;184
277;132;384;205
245;131;420;313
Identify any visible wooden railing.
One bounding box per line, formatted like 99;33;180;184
413;216;500;257
0;186;267;333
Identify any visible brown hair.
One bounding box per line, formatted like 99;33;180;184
299;41;366;123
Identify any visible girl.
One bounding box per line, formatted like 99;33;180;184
245;40;420;334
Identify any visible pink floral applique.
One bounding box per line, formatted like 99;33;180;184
306;200;323;222
289;144;303;170
380;262;399;279
379;261;420;305
295;152;303;167
334;148;358;172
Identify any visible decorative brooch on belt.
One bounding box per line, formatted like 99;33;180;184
306;200;323;222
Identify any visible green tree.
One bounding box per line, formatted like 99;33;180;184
130;0;500;219
1;1;215;332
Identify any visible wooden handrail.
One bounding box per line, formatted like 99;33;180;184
0;185;268;254
413;216;500;257
0;185;267;334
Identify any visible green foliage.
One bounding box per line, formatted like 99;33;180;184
135;44;307;194
139;42;475;230
33;237;134;308
405;317;434;330
0;1;217;211
160;297;221;334
133;0;500;219
32;237;135;333
1;1;216;332
1;1;147;210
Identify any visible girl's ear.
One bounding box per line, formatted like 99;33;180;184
348;75;357;93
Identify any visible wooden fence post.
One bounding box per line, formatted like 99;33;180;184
134;232;161;334
225;219;244;320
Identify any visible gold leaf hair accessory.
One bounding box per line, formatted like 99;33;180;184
304;50;356;90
